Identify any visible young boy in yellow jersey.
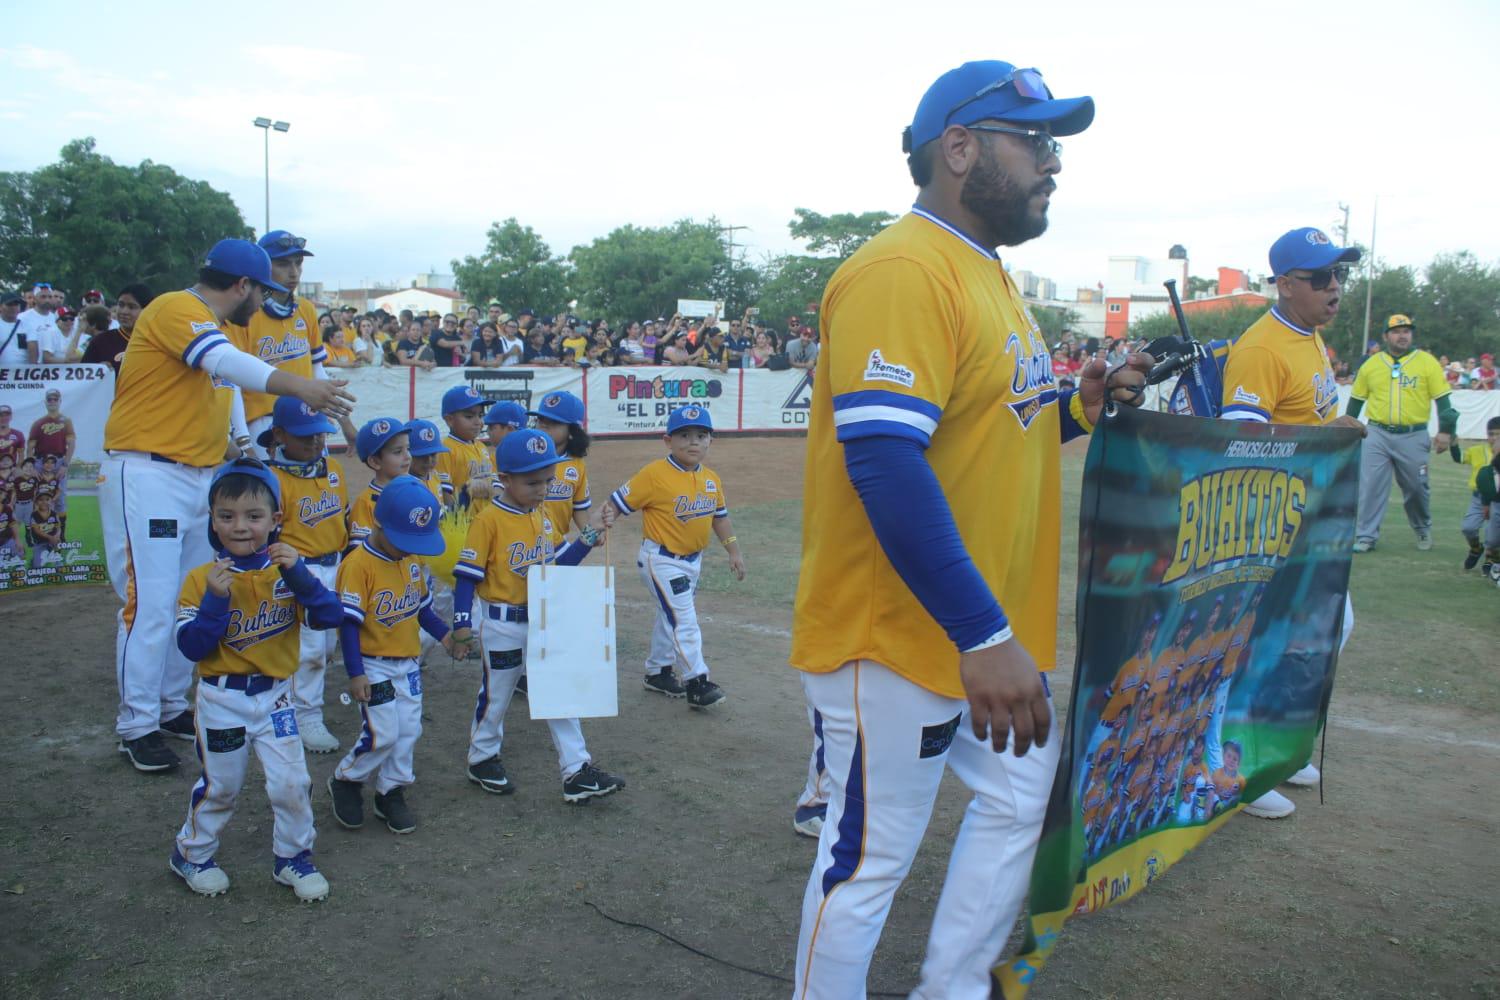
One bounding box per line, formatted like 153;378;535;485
327;476;455;835
258;396;349;754
529;391;592;539
404;419;449;500
347;418;411;546
1453;416;1500;575
484;401;527;472
435;384;496;511
450;429;626;802
168;459;343;901
605;406;746;707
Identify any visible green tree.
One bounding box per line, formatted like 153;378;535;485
754;254;840;330
1186;275;1217;298
1322;262;1422;363
787;208;895;257
1127;302;1270;346
1032;305;1082;345
569;219;726;322
1418;252;1500;360
451;218;571;317
0;138;250;297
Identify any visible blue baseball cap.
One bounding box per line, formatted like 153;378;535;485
258;230;314;260
257;396;337;447
372;475;444;556
529;390;585;426
405;418;450;457
496;429;559;474
442;384;496;415
203;239;288;294
1268;227;1362;278
666;405;714;434
356;416;410;462
484;401;527;429
905;61;1094;154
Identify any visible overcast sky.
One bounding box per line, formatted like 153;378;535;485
4;0;1497;300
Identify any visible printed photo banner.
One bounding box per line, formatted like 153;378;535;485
0;362;115;591
994;405;1360;998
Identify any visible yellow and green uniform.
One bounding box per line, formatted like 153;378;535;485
1348;349;1449;430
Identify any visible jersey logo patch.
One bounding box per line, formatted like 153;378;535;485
863;349;915;388
205;727;246;753
919;713;963;759
149;518;177;539
270;707;299;738
564;467;579;482
1232;387;1261;406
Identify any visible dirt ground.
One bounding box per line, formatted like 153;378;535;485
2;435;1497;1000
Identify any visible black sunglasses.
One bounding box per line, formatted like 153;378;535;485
268;235;308;251
964;124;1062;163
1288;265;1350;291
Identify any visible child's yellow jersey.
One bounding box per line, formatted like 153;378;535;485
269;456;349;558
104;289;237;466
1457;443;1491;492
1221;307;1338;425
543;455;590;542
453;498;556;606
435;435;495;506
610;456;727;555
177;562;301;679
348;482;384;545
221;298;323;423
337;541;430;659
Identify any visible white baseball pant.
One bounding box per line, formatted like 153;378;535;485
333;656;423;794
637;540;710;681
100;452;214;741
794;660;1060;1000
470;601;590;778
175;675;314;863
292;559;340;727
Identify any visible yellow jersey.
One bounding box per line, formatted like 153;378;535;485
435;434;494;506
1350;349;1447;427
221;298;323;423
453;498;557;606
347;481;384;545
177;561;302;679
610;456;727;555
104;289;237;466
337;541;431;658
1221;307;1338;425
268;455;349;558
789;209;1075;698
543;455;590;542
1456;443;1493;492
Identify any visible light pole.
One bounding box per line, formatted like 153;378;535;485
252;117;291;235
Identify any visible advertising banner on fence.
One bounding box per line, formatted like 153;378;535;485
584;366;741;435
0;362;115;591
995;405;1359;997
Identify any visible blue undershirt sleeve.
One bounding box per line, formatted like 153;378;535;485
452;577;476;627
418;605;449;641
176;591;231;662
280;560;342;629
339;621;365;678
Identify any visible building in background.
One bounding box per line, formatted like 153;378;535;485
370;286;467;317
1179;267;1271;317
1103;245;1191;340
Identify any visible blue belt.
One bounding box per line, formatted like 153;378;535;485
305;552;340;567
486;603;528;623
657;544;701;563
202;674;278;695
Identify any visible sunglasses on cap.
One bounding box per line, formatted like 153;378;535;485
1287;265;1350;291
268;234;308;251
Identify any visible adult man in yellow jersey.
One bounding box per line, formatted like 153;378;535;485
1345;314;1458;552
1220;225;1365;818
222;231;327;458
789;60;1151;999
101;238;355;774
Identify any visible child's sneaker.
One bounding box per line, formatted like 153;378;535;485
685;675;726;709
158;710;196;742
1464;546;1483;570
328;775;365;829
273;851;330;902
299;718;340;754
562;762;625;803
793;804;827;839
373;788;416;834
644;666;686;698
169;848;229;897
466;756;514;795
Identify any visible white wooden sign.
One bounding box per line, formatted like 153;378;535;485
525;563;618;719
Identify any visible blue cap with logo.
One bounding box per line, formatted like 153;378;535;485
405;418;450;457
1268;227;1362;278
203;239;288;294
666;405;714;434
442;383;496;415
496;428;559;474
258;230;314;260
207;457;283;550
484;401;528;429
257;396;338;448
356;416;410;462
372;475;445;556
528;390;585;427
905;60;1094;153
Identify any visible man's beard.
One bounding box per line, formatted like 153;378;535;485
228;295;258;326
959;143;1050;247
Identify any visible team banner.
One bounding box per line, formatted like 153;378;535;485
0;363;115;591
995;405;1359;997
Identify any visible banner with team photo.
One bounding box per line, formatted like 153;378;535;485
0;362;115;591
994;405;1360;998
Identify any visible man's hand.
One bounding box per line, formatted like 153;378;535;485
1328;415;1368;437
1434;431;1452;453
959;638;1051;756
206;558;233;597
727;550;746;581
294;376;356;420
268;542;299;569
349;675;371;703
467;477;494;503
1077;353;1154;426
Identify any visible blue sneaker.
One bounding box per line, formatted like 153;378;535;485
170;848;229;896
793;804;827;839
273;851;330;902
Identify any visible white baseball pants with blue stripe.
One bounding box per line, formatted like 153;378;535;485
637;540;710;681
333;656;422;795
293;560;339;726
794;660;1060;1000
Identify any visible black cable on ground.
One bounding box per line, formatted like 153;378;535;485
583;899;907;998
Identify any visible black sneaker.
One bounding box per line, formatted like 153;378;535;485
159;710;196;742
515;674;529;699
119;732;179;772
684;676;726;709
1483;561;1495;579
327;776;364;830
373;788;417;834
466;756;515;795
644;666;687;698
1464;549;1483;570
562;763;625;803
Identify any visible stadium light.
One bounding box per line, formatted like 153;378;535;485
252;117;292;234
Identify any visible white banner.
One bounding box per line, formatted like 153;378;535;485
338;365;582;424
583;366;741;436
739;368;816;432
676;298;724;319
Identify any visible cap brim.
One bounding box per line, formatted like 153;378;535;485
994;94;1095;137
499;457;556;475
380;527;446;556
259;278;291;295
284;416;338;438
670;420;714;433
256;427;277;448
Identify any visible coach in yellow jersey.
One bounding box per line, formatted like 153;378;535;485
222;231;327;458
1219;225;1365;819
102;239;355;774
789;60;1150;999
1346;314;1459;552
